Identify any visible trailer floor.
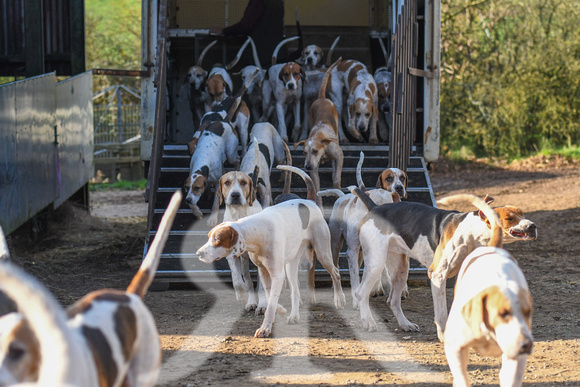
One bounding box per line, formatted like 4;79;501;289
5;156;580;386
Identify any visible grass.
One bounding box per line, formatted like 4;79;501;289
90;179;147;192
535;144;580;160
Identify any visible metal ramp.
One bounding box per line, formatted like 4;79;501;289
146;144;435;286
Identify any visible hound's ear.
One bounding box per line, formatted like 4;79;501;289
478;209;492;228
483;194;495;204
278;68;285;82
187;138;198;155
461;288;488;338
294;140;306;149
376;174;384;189
200;165;210;178
249;165;259;204
403;171;409;189
224;81;232;95
300;66;306;83
217;176;225;206
321;138;332;146
349;104;355;118
391;192;401;203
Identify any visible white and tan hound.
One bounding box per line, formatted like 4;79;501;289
295;58;343;199
442;194;533;387
186;40;218;130
0;192;181;387
197;166;346;338
260;36;304;142
317;152;406;308
350;188;537;340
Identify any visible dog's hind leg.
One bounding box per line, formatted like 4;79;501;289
385;251;419;332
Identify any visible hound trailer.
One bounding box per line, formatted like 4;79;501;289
140;0;441;287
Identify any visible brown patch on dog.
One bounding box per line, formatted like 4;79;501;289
347;64;365;88
114;305;138;361
82;326;118;387
5;319;40;382
428;217;464;276
67;290;131;317
518;288;533;329
211;226;239;249
377;169;395;190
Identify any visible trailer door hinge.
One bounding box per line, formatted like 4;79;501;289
408;67;434;79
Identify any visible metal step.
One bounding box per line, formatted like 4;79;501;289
147;143;435;285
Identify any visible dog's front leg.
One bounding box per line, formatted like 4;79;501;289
275;102;288;142
226;256;249;303
499;354;528;387
330;145;343;189
444;344;471;387
369;108;379;144
430;270;449;342
255;272;285;338
291;100;302;142
207;190;221;227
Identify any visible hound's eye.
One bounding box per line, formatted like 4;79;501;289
522;308;531;319
224;181;231;186
8;343;25;361
240;180;247;186
293;72;299;77
499;309;511;319
356;112;361;117
312;150;318;155
506;217;514;222
386;176;393;182
365;113;371;118
400;176;406;182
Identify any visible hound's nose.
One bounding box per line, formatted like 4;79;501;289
396;185;405;196
287;83;295;90
304;163;312;171
230;192;241;199
185;196;193;204
520;339;533;355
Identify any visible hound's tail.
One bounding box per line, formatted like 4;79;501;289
325;36;341;67
127;191;182;298
248;37;262;70
276;165;316;201
0;227;9;261
317;189;345;198
348;186;378;211
196;39;218;67
356;151;367;191
271;36;301;66
437;194;502;248
226;37;253;70
0;262;92;385
281;141;293;194
318;57;341;99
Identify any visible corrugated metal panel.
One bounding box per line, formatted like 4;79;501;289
53;71;94;208
0;73;58;235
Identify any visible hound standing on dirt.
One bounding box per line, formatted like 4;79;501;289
197;166;346;338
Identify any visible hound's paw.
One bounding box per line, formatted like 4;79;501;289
362;318;378;332
206;215;218;227
254;326;272;338
255;306;267;316
191;206;204;220
334;292;346;309
245;302;258;312
276;304;287;315
400;322;420;332
369;137;379;144
287;313;300;324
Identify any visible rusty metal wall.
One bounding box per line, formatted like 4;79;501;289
0;74;58;235
54;71;94;208
0;72;94;235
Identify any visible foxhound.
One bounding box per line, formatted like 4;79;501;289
317;152;406;308
350;188;537;340
197;166;345;338
186;40;218;131
295;58;343;200
0;192;181;387
260;36;304;142
184;102;240;219
443;194;533;387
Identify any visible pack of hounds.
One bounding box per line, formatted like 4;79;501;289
0;36;539;387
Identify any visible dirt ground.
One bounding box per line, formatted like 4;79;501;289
5;155;580;386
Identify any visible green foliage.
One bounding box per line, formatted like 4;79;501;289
440;0;580;158
90;178;147;192
86;0;142;90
